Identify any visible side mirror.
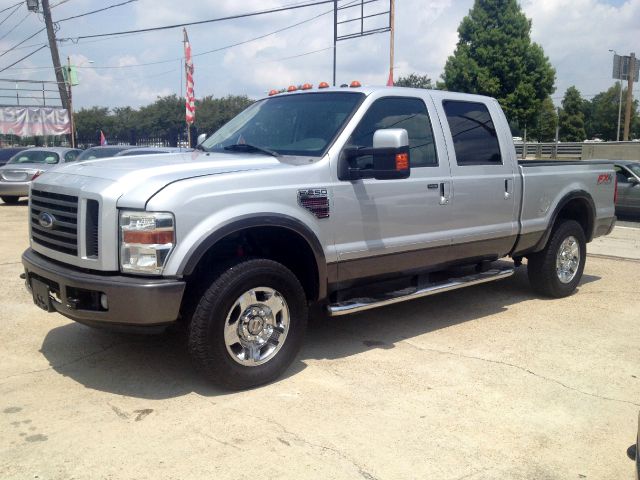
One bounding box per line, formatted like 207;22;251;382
196;133;207;146
339;128;410;181
628;176;639;185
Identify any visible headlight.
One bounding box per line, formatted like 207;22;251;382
119;211;175;275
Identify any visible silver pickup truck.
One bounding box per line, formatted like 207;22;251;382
21;85;616;389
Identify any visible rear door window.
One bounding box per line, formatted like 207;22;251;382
442;101;502;166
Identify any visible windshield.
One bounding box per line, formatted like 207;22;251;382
77;147;129;161
7;150;59;165
201;92;364;157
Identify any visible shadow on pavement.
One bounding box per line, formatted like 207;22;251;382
0;199;28;207
38;266;601;399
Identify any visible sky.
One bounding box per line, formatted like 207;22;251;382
0;0;638;110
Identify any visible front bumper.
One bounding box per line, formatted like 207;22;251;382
22;248;185;330
0;181;30;197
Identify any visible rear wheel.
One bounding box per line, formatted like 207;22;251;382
527;220;586;298
188;258;308;389
1;196;20;204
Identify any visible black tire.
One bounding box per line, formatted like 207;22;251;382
527;220;586;298
188;258;308;389
1;196;20;205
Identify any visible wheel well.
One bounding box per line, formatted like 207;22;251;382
180;227;320;322
555;197;594;241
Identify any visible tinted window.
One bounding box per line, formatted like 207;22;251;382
64;150;79;162
443;101;502;166
347;97;437;168
7;150;59;164
615;165;630;183
202;92;363;157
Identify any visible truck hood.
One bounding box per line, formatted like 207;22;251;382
37;150;292;207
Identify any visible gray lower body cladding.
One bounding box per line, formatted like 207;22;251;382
22;248;185;329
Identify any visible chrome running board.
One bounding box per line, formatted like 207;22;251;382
327;267;514;317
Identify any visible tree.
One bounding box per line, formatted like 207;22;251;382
559;86;586;142
74;107;112;145
395;73;433;89
585;84;638;141
441;0;555;129
530;97;557;142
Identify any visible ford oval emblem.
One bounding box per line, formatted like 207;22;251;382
38;212;55;229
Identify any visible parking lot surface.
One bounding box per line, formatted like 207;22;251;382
1;199;639;480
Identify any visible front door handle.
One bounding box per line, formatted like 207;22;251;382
504;178;513;199
439;181;450;205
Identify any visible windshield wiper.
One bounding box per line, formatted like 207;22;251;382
223;143;280;158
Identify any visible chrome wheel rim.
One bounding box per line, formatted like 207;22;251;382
556;236;580;284
223;287;290;366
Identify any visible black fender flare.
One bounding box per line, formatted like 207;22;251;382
178;213;328;301
532;190;596;253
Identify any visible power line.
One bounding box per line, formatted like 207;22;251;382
57;0;337;42
0;3;21;27
0;12;32;42
0;28;46;59
0;1;22;15
0;45;47;73
57;0;137;22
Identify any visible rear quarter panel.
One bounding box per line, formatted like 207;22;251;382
519;162;616;241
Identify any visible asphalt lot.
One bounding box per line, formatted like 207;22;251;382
1;199;639;480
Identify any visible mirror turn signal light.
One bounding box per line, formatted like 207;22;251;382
318;81;330;88
395;153;409;170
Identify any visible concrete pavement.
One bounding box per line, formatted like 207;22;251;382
1;200;639;480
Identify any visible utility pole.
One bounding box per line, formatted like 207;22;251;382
623;52;636;141
67;56;75;147
389;0;394;84
41;0;69;112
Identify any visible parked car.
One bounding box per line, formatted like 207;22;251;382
610;160;640;216
114;146;192;157
0;147;81;204
21;85;615;389
0;147;29;167
76;145;134;161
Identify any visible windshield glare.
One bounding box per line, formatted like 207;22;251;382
201;92;364;157
628;163;640;177
77;147;127;161
7;150;59;165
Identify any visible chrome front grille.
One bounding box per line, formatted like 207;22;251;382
30;189;79;256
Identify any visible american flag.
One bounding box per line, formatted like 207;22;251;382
183;28;195;124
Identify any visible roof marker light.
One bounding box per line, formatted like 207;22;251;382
318;82;330;88
350;80;362;88
268;89;278;96
301;83;313;90
287;85;298;92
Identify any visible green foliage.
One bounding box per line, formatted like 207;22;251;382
530;97;557;142
395;74;433;89
559;86;586;142
583;83;638;140
75;94;253;146
441;0;555;127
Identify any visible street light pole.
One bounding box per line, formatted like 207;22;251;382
609;49;623;142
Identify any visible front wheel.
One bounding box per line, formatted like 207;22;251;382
527;220;587;298
1;196;20;205
188;259;308;389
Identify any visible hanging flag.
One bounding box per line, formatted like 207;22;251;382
100;130;107;146
183;28;195;125
386;68;394;87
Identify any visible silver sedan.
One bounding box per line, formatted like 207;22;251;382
0;147;81;204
